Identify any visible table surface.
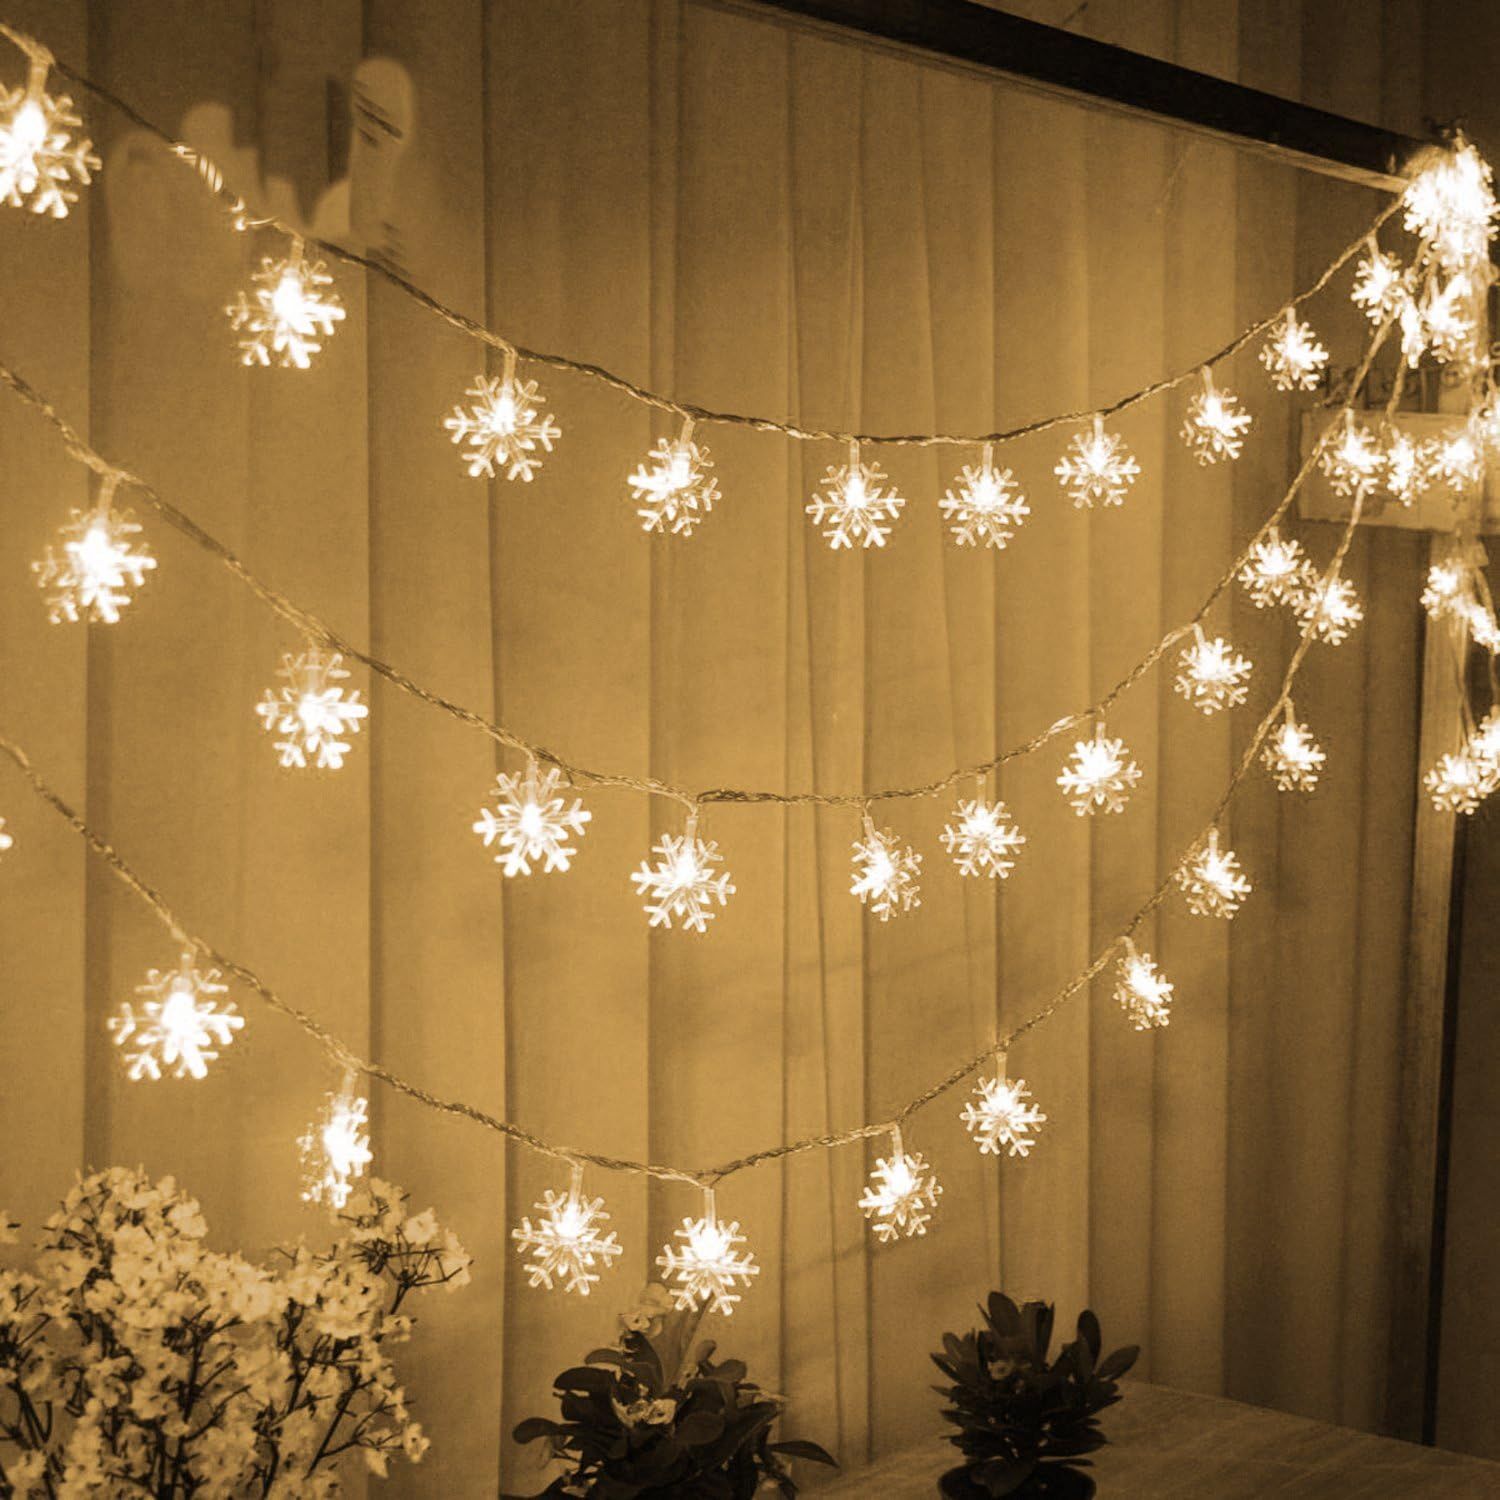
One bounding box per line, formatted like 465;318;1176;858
816;1380;1500;1497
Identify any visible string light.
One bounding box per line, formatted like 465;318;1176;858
939;443;1029;547
858;1126;941;1242
960;1065;1046;1157
32;473;157;625
444;349;559;482
1382;426;1431;506
631;811;735;933
629;417;720;538
1350;241;1409;323
1403;139;1497;276
255;647;369;771
1174;828;1252;919
512;1161;623;1297
1424;748;1498;814
1181;368;1252;465
1053;415;1140;509
1237;527;1308;610
298;1073;373;1211
0;42;98;218
226;238;346;369
1174;625;1252;715
1057;724;1141;816
656;1187;759;1316
1319;411;1383;496
850;815;922;920
1262;704;1326;792
1295;574;1363;646
1259;307;1328;392
807;440;905;549
472;758;591;876
940;794;1025;879
1113;940;1174;1030
107;952;243;1082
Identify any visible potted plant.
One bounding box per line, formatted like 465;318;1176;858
931;1292;1138;1499
508;1284;836;1498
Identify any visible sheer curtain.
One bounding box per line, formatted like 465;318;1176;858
0;0;1428;1494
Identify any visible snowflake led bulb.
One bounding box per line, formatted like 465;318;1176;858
1294;574;1363;646
1174;627;1252;715
1422;557;1474;622
513;1162;623;1296
850;815;922;920
1114;941;1174;1030
1382;427;1431;506
631;814;735;933
807;440;905;550
1419;273;1476;365
1175;828;1252;919
1425;749;1498;814
107;952;243;1082
939;444;1030;548
227;239;346;369
1181;369;1252;465
1350;242;1409;323
472;758;591;876
656;1187;759;1316
445;351;559;481
1259;308;1328;392
0;45;100;218
1468;710;1500;769
256;647;369;770
1403;141;1498;276
960;1068;1046;1158
859;1127;941;1243
941;796;1025;879
1432;429;1484;493
32;475;157;625
1319;411;1383;497
629;418;721;537
1263;706;1326;792
1054;415;1140;509
1057;725;1141;816
298;1077;373;1211
1237;527;1308;610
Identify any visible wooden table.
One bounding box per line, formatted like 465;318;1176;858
816;1381;1500;1497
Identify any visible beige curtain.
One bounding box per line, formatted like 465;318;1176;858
0;0;1431;1494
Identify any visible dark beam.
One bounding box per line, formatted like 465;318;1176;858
718;0;1431;193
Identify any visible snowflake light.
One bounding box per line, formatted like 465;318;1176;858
656;1187;759;1316
939;443;1030;548
1403;141;1497;276
472;758;591;876
960;1067;1046;1157
1262;705;1326;792
1425;748;1498;814
1053;415;1140;509
941;795;1025;879
1382;427;1431;506
1473;390;1500;453
107;952;243;1082
1057;725;1141;816
256;647;369;770
1422;556;1474;622
1350;242;1409;323
1468;709;1500;768
1237;527;1307;609
850;816;922;920
1175;828;1252;919
1174;627;1252;715
1319;412;1383;497
859;1127;941;1243
1295;574;1363;646
631;814;734;933
32;476;157;625
227;239;346;369
512;1162;623;1297
444;351;559;481
0;46;99;218
1181;369;1252;465
1114;941;1174;1030
1432;429;1484;493
1398;293;1429;368
629;418;721;537
807;440;905;550
298;1076;373;1211
1419;273;1476;364
1259;308;1328;392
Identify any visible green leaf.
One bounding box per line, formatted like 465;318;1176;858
768;1439;839;1466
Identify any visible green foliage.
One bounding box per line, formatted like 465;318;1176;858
931;1293;1138;1500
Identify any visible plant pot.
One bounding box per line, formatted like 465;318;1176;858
939;1464;1098;1500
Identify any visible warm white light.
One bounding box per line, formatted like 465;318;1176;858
1263;706;1326;792
1432;429;1484;492
0;56;99;218
858;1127;941;1242
941;796;1025;879
960;1070;1045;1157
1181;370;1252;465
1259;308;1328;392
1295;575;1363;646
1425;749;1498;814
850;816;922;920
473;758;591;876
1057;725;1141;816
1237;527;1307;610
256;647;369;770
1403;141;1498;276
0;819;12;858
1319;411;1383;497
1054;415;1140;509
1382;426;1431;506
656;1187;759;1315
939;443;1029;547
1175;828;1252;919
807;440;905;549
32;478;157;625
1174;627;1252;715
227;240;346;368
445;353;559;482
632;814;734;933
629;418;721;537
107;952;243;1081
1419;273;1476;364
1114;941;1174;1030
298;1077;373;1210
513;1162;623;1296
1422;557;1473;621
1350;242;1408;323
